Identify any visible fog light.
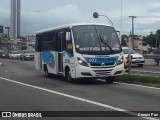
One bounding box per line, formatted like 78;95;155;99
114;70;123;75
81;72;92;76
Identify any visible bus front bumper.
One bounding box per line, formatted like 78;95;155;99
75;64;124;78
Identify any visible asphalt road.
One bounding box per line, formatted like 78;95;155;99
0;59;160;120
128;59;160;76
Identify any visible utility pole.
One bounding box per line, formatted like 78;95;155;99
129;16;136;48
120;0;123;44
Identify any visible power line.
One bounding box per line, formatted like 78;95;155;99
128;15;160;18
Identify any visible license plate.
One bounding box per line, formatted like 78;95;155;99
135;60;140;62
88;58;114;63
99;74;108;77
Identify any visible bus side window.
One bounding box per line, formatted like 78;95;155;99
35;35;38;51
66;32;72;50
36;34;42;52
55;32;58;51
47;31;55;51
66;31;73;55
62;32;67;51
41;33;48;51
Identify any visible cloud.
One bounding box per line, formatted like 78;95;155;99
47;4;81;20
2;0;160;36
0;7;10;25
21;4;83;35
151;2;160;8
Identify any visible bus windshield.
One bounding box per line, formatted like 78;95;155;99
72;25;121;55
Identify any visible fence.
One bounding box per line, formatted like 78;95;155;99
143;54;160;66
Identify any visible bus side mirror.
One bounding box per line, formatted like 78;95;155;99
66;32;71;41
93;12;99;18
116;31;120;36
116;30;121;41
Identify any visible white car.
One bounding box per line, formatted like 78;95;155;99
20;50;35;60
122;47;145;67
9;51;21;59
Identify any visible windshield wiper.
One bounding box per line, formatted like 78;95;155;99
98;33;113;52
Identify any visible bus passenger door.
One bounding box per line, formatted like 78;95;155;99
35;51;42;70
58;32;64;73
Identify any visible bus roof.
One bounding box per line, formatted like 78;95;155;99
36;23;112;34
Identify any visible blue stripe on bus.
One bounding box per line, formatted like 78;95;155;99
65;51;73;58
42;51;55;68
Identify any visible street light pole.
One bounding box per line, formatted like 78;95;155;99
99;15;113;26
26;11;40;50
93;12;113;26
120;0;123;44
26;10;29;50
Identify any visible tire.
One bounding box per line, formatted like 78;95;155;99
105;77;115;84
154;59;158;63
138;64;143;67
44;66;52;78
65;68;73;83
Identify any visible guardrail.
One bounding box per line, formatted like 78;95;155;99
143;54;160;66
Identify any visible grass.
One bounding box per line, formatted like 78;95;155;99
116;75;160;88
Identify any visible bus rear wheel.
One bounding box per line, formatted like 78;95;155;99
44;66;51;78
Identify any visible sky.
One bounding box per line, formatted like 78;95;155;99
0;0;160;36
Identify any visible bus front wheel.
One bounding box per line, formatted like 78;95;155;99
105;77;115;84
66;68;73;83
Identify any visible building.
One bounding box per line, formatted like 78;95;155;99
10;0;21;40
0;25;3;33
125;38;151;54
25;35;35;50
133;39;151;54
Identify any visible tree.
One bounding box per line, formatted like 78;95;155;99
121;30;160;48
156;30;160;48
143;32;156;48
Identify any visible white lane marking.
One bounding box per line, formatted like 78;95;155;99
116;82;160;90
0;76;158;120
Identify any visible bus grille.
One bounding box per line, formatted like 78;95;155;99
90;63;115;66
93;69;113;76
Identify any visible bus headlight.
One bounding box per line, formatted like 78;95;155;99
77;57;89;67
116;56;124;66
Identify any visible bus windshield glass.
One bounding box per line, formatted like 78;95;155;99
72;25;121;55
